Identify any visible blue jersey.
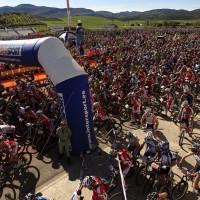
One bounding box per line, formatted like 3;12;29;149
145;138;159;153
161;151;176;166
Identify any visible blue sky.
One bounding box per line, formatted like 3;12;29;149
0;0;199;12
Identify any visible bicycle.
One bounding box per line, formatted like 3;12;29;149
94;118;122;141
143;162;173;195
135;156;155;186
146;185;171;200
179;120;193;146
171;166;194;200
104;160;119;192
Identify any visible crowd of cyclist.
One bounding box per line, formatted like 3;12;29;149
0;27;199;199
74;28;200;200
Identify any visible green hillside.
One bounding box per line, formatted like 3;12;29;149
0;13;45;27
42;16;200;30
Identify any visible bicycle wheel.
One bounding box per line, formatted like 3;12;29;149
179;129;185;146
105;176;118;192
127;160;140;177
136;165;148;186
109;192;124;200
0;183;16;200
0;170;5;187
171;181;188;200
159;186;171;200
18;152;32;169
143;174;155;195
120;111;130;122
113;122;122;135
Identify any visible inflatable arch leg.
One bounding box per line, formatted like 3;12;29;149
0;37;96;155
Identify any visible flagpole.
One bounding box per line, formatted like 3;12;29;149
66;0;71;31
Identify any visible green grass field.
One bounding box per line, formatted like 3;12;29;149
41;16;200;31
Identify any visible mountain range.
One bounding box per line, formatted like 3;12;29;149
0;4;199;20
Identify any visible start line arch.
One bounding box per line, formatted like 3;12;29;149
0;37;96;155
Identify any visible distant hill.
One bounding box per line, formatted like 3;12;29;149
0;4;199;20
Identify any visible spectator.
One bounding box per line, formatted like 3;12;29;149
56;120;72;165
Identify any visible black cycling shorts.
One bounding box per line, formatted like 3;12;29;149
159;166;171;176
181;119;189;127
147;124;154;130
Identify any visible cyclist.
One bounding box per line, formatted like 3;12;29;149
140;131;160;159
130;93;142;124
36;110;53;132
77;175;109;200
178;100;194;136
0;136;18;163
179;143;200;195
161;88;175;116
109;144;133;190
146;191;168;200
141;108;159;139
125;131;140;156
158;141;177;184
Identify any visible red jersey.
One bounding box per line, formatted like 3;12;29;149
92;177;108;200
29;110;38;122
118;149;132;168
38;114;50;127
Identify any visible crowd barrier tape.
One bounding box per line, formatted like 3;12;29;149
116;154;127;200
70;154;85;200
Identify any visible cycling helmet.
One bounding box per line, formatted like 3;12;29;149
10;125;15;130
126;131;134;138
25;106;31;111
36;110;42;116
93;102;99;109
145;131;153;140
187;68;191;71
182;101;188;107
165;88;170;92
161;141;170;151
146;191;158;200
191;143;200;153
82;176;94;188
170;74;174;79
0;136;5;142
145;108;152;114
162;75;167;78
127;92;134;97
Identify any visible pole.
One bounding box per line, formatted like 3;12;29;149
66;0;71;31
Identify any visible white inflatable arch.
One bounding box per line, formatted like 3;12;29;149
0;37;95;155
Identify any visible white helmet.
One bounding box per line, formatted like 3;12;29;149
182;101;188;107
10;125;15;130
145;108;152;114
93;102;99;109
165;88;170;92
82;176;94;188
145;131;153;140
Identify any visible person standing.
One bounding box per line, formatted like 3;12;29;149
56;120;72;165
